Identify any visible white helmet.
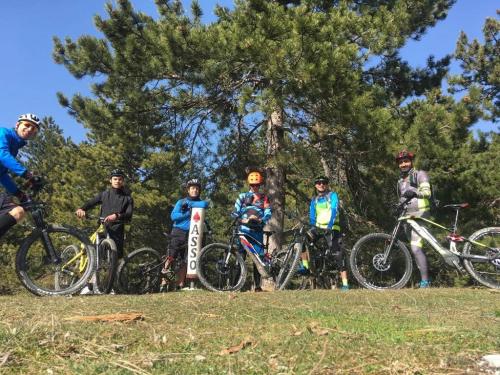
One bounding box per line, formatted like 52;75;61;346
18;113;41;128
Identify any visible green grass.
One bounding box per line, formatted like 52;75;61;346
0;288;499;374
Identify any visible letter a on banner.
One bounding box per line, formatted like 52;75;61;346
186;207;205;280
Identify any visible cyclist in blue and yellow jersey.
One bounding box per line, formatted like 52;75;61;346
308;176;349;291
396;150;432;288
160;178;208;290
0;114;42;239
232;170;272;292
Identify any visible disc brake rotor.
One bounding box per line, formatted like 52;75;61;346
373;253;391;272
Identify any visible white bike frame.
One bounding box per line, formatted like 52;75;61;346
399;214;494;268
404;216;461;267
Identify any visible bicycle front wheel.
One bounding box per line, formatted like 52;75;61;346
463;227;500;289
95;239;118;294
350;233;412;290
196;243;246;292
16;225;94;296
116;247;161;294
274;242;301;290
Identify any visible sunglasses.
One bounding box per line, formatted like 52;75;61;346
315;181;328;185
19;122;39;130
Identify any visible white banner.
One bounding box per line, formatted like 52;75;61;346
186;207;205;279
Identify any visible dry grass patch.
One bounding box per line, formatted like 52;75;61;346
0;288;498;374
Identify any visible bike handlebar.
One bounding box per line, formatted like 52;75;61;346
396;196;414;214
81;214;124;225
18;177;47;211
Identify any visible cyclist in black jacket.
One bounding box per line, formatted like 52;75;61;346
75;169;133;259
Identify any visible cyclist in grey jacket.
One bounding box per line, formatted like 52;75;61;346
396;150;431;288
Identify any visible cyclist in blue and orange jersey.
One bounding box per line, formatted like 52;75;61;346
308;176;349;291
396;150;432;288
232;170;272;292
161;178;208;288
0;114;42;239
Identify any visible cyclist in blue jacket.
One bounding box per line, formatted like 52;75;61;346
308;176;349;291
0;114;42;239
161;178;208;288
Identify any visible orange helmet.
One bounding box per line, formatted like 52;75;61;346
247;171;264;185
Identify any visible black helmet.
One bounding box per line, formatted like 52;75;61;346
110;169;125;178
186;178;201;188
314;176;329;185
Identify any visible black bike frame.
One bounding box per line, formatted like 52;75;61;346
27;204;62;264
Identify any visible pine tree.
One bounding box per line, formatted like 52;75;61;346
54;0;495;254
451;12;499;122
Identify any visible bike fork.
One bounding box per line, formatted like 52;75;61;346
41;229;62;264
382;222;402;262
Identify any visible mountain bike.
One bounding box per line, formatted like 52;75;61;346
196;219;301;292
15;182;95;296
117;227;213;294
61;216;119;294
116;234;175;294
349;197;500;289
292;227;347;290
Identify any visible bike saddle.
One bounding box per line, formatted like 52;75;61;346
443;203;469;210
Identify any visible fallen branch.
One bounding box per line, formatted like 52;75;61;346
64;313;144;323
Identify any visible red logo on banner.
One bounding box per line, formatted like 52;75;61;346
193;211;201;222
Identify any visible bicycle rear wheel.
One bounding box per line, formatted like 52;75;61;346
274;242;301;290
95;239;118;294
116;247;161;294
196;243;246;292
463;227;500;289
16;225;94;296
350;233;412;290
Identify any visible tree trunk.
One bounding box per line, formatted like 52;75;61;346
265;109;285;253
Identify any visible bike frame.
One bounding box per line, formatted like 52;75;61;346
92;223;111;272
237;230;272;278
403;217;462;268
306;232;341;278
383;211;495;270
23;202;64;265
60;221;114;280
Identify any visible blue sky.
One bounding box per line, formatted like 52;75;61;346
0;1;497;143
